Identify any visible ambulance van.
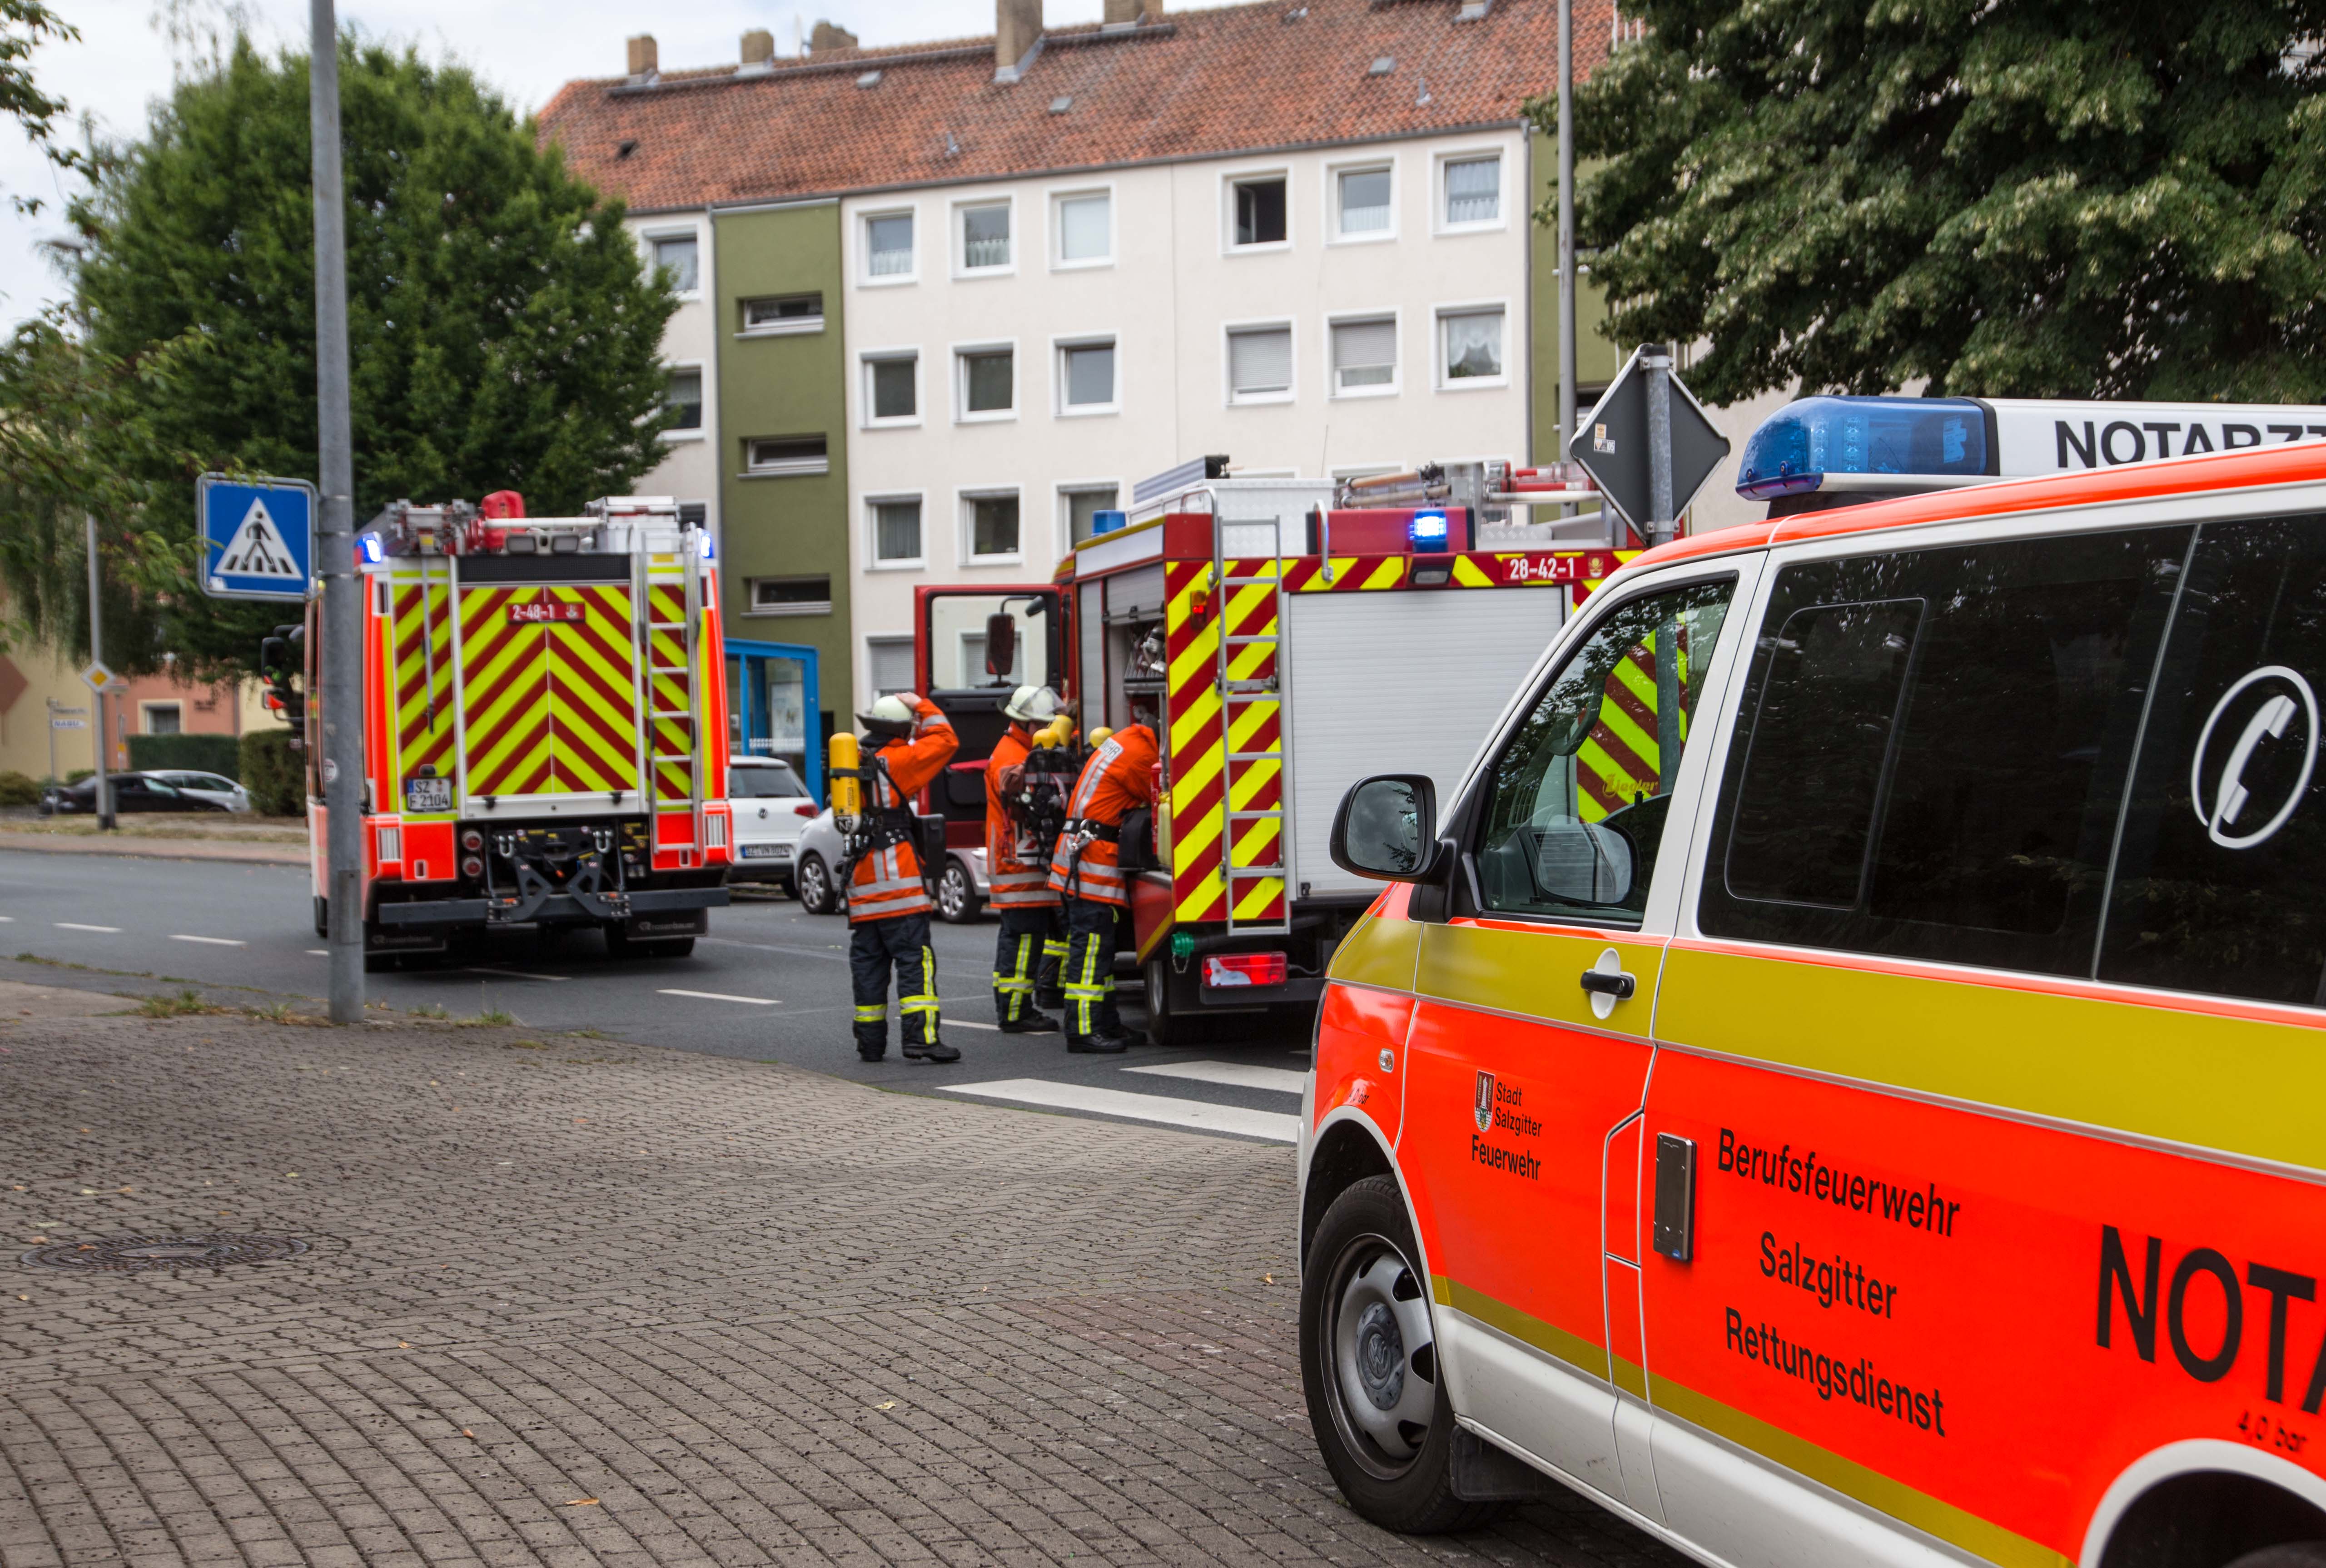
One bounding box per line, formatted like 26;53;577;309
1299;397;2326;1568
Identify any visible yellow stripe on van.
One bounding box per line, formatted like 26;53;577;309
1657;946;2326;1174
1416;923;1665;1038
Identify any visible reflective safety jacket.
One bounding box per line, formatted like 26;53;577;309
849;696;958;923
1047;724;1158;908
985;723;1062;910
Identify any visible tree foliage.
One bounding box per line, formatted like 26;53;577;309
63;35;677;676
0;0;82;213
1545;0;2326;404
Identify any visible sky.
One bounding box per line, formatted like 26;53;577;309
0;0;1242;327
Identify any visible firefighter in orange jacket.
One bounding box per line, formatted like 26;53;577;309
986;685;1070;1032
846;693;959;1063
1046;709;1160;1052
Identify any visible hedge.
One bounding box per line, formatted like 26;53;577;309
126;732;244;779
239;729;304;816
0;770;38;806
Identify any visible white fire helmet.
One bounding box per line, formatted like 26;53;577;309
1004;685;1063;724
858;692;919;741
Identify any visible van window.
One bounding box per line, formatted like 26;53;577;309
1702;527;2188;975
2099;515;2326;1006
1473;578;1735;924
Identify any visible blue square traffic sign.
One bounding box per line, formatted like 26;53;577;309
198;474;316;601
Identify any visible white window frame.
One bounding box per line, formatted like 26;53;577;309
660;359;708;441
1327;159;1397;244
1049;184;1115;270
737;292;825;337
954;195;1017;278
1054;332;1120;418
1223;318;1296;406
1325;311;1401;400
865;634;916;697
1435;300;1512;390
864;491;928;571
748;575;834;617
858;348;921;429
140;700;184;736
1056;479;1124;556
642;225;704;298
1434;146;1510;235
959;485;1025;567
1221;166;1292;255
741;435;832;478
860;206;919;286
953;339;1019;423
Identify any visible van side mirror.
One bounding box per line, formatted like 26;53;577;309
1526;819;1635;906
984;612;1018;680
1330;774;1441;881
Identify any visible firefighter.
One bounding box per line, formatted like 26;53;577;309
986;685;1073;1032
1046;702;1160;1052
845;692;960;1063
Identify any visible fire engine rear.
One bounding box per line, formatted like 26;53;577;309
261;492;733;967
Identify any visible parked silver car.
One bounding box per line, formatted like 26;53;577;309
792;808;990;923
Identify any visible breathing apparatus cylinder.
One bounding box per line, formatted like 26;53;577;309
1035;714;1075;749
829;732;861;828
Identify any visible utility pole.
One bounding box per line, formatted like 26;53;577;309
310;0;363;1023
1557;0;1578;531
84;512;114;831
1644;341;1675;545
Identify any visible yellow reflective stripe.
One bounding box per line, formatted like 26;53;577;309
1361;556;1405;591
1416;921;1663;1036
1450;555;1496;587
854;1004;887;1022
1231;876;1284;920
1327;907;1419;992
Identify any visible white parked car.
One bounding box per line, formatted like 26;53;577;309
792;807;990;923
726;758;817;894
153;770;252;813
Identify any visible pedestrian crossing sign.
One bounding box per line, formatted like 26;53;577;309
198;474;316;602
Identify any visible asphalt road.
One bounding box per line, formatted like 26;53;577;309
0;847;1310;1134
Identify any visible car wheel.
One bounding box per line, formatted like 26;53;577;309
1302;1176;1505;1535
797;853;836;915
935;859;981;923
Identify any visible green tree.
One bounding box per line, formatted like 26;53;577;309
1547;0;2326;405
69;34;678;675
0;0;83;213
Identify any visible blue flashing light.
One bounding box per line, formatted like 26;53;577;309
1736;396;1991;501
1091;509;1128;536
358;534;384;564
1408;510;1451;548
698;531;715;559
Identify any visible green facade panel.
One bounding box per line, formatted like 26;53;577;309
714;201;856;720
1530;147;1620;466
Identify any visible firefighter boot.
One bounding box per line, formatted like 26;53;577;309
999;1010;1060;1034
1066;1031;1128;1054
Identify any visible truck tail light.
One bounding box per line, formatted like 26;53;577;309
461;829;484;853
461;855;484;879
1203;952;1286;989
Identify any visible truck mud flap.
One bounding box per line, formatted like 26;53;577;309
377;899;492;928
625;888;730;913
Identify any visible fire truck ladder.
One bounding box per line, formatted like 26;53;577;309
640;536;703;849
1213;519;1292;937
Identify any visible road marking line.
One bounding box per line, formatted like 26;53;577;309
0;914;14;921
945;1020;999;1032
170;934;246;947
943;1079;1299;1143
463;967;570;983
657;988;780;1006
54;923;119;933
1124;1060;1308;1095
306;949;327;957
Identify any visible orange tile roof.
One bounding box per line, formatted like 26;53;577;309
537;0;1603;213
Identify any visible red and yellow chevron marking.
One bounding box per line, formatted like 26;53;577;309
391;579;457;797
1578;629;1688;822
646;581;695;803
459;586;552;798
543;586;640;796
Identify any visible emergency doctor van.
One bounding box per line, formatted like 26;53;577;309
1300;397;2326;1568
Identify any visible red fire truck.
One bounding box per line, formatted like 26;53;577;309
263;493;734;968
912;461;1631;1041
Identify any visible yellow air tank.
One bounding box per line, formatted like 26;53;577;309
1088;726;1114;748
1037;714;1075;749
829;732;861;822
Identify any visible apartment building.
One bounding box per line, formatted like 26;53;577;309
541;0;1619;719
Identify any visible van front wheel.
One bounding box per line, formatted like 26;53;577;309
1300;1175;1502;1534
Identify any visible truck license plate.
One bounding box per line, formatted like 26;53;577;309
509;600;584;624
403;776;453;814
739;844;790;859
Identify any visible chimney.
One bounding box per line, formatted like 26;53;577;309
740;29;774;70
808;20;859;52
1103;0;1162;22
625;34;657;79
996;0;1043;78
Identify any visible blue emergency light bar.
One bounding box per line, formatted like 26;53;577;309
1736;396;1994;501
1407;510;1451;548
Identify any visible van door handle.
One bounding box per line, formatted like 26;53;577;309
1579;970;1635;1001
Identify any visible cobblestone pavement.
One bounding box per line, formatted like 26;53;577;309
0;994;1685;1568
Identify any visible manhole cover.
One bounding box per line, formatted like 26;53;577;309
19;1234;308;1274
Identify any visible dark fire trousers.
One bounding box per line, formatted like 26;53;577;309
1060;897;1124;1039
992;905;1067;1022
850;910;940;1055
